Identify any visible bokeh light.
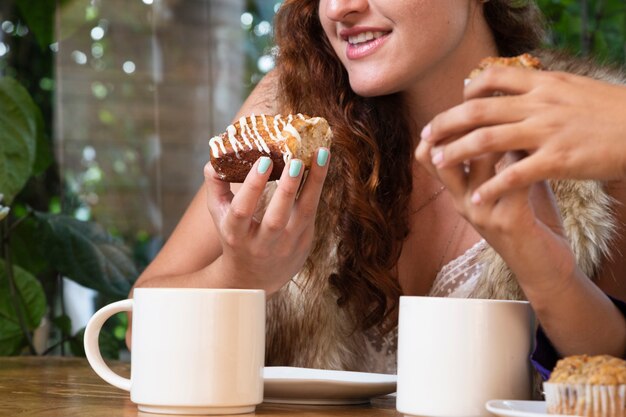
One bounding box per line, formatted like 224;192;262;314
122;61;136;74
241;12;253;28
72;50;88;65
1;21;14;33
254;21;271;37
90;26;105;41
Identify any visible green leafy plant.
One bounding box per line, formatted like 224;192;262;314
0;76;138;356
0;0;138;357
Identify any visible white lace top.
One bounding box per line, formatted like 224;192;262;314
364;239;488;374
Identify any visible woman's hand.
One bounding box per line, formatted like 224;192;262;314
416;140;578;297
416;144;626;357
204;149;330;295
420;66;626;204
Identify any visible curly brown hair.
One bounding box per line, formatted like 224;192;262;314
273;0;546;334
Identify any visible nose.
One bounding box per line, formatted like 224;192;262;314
324;0;369;22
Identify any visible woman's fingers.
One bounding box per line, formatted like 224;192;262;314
258;158;306;238
290;148;330;232
204;162;235;216
431;122;533;169
423;95;527;146
435;163;467;198
467;153;501;194
417;130;467;195
464;66;539;99
415;135;439;178
471;154;548;204
225;157;274;236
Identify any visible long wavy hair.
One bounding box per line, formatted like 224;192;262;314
273;0;546;334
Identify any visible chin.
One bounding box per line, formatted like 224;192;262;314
349;81;396;98
347;70;401;97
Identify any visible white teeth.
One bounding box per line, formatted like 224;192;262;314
348;31;385;45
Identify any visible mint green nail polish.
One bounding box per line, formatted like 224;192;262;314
289;160;302;177
258;157;271;174
317;149;329;167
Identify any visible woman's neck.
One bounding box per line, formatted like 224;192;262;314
404;17;499;134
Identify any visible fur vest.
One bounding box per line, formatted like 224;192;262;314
263;50;621;376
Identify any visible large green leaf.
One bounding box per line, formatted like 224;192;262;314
10;217;51;277
32;107;53;176
0;77;37;204
0;259;47;355
33;212;137;299
15;0;56;51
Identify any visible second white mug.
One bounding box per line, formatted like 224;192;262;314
396;296;534;417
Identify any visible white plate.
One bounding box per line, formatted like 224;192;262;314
486;400;583;417
263;366;397;405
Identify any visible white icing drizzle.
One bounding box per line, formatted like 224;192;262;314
275;115;286;130
210;113;319;163
249;113;270;153
238;116;254;149
262;114;278;142
208;135;227;158
226;124;244;158
282;123;301;143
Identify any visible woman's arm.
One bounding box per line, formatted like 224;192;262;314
416;145;626;358
132;72;280;290
132;70;330;295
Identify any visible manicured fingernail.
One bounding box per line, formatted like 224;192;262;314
471;192;482;205
289;159;302;177
421;123;431;140
431;149;444;166
464;78;471;87
317;148;329;167
257;157;271;174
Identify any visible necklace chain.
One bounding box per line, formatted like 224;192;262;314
437;217;462;273
411;185;446;215
409;184;461;273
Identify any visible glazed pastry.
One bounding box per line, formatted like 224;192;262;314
209;113;333;183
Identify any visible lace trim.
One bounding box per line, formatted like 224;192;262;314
363;239;488;374
429;239;487;297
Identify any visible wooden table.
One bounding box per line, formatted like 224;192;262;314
0;357;400;417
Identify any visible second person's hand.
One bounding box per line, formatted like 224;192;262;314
204;149;330;295
419;66;626;203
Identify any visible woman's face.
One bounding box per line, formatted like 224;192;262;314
318;0;489;97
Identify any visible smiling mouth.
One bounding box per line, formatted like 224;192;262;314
347;31;389;45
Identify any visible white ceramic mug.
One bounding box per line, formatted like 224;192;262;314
396;296;534;417
84;288;266;415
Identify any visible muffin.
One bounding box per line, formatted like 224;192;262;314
468;52;542;80
544;355;626;417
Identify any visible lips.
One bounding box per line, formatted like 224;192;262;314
339;27;391;60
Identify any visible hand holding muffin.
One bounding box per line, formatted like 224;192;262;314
418;54;626;204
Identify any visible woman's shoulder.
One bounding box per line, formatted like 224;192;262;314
535;49;626;84
238;70;284;117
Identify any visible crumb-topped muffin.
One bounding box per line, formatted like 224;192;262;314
544;355;626;417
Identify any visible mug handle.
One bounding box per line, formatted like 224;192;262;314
84;299;133;392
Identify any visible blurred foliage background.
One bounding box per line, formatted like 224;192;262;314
537;0;626;64
0;0;625;358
